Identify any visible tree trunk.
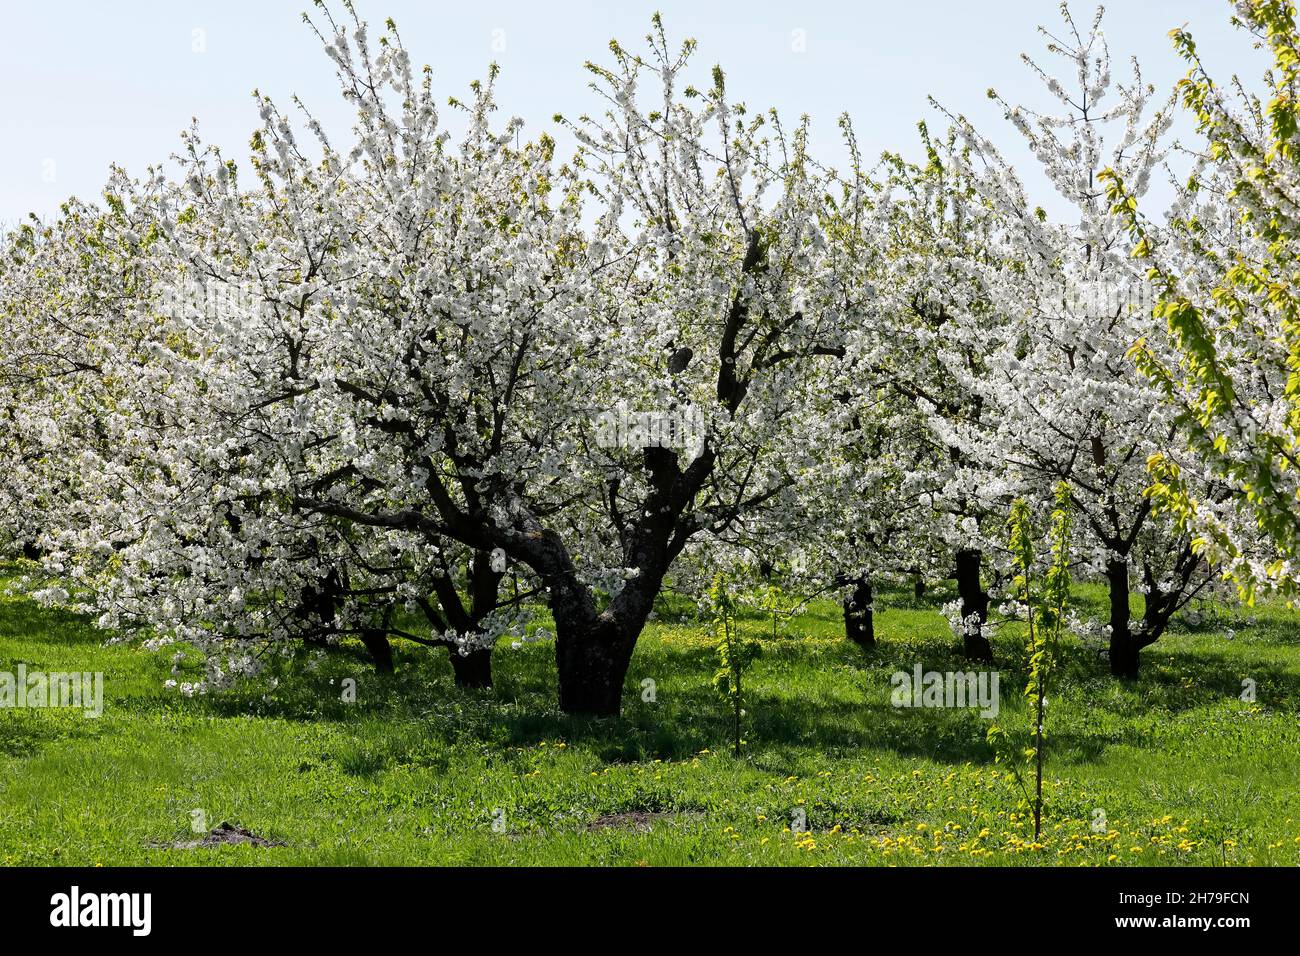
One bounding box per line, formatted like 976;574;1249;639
555;621;636;717
1110;634;1140;679
1107;558;1139;678
912;571;926;603
447;646;493;689
1136;545;1200;651
494;446;695;717
360;628;394;674
842;576;875;648
955;548;994;662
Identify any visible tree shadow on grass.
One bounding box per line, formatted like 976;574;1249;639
1077;642;1300;715
0;596;102;650
52;631;1159;773
6;577;1296;774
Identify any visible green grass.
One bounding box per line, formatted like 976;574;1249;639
1;572;1297;866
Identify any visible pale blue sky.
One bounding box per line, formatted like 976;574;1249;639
0;1;1266;227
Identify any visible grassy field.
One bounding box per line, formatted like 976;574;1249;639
1;571;1297;866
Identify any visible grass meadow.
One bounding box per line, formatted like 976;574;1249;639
2;571;1297;866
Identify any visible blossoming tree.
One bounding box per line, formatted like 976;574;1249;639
927;4;1222;675
1107;0;1300;601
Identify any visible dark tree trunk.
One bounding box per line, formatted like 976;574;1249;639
555;621;636;717
360;628;394;674
545;457;685;717
1109;633;1140;679
1136;545;1201;652
476;442;707;717
842;576;875;648
447;646;493;689
955;548;994;662
1107;558;1139;678
912;572;926;603
416;550;502;691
